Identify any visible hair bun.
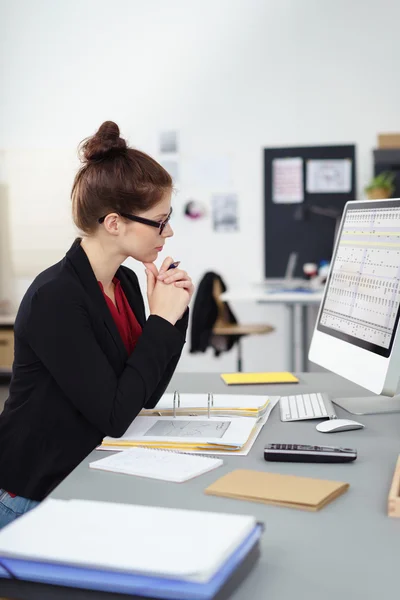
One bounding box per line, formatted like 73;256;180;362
80;121;127;162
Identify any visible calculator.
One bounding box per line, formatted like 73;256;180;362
264;443;357;463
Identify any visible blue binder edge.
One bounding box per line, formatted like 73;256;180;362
0;524;263;600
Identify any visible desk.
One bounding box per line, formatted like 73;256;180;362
221;288;324;372
46;372;400;600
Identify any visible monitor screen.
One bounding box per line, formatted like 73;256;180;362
317;199;400;358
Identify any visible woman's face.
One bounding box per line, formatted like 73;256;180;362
120;190;174;262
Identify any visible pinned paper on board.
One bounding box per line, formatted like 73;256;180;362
272;157;304;204
306;159;352;193
212;194;239;232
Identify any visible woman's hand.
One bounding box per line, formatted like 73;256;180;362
156;257;195;303
143;259;192;325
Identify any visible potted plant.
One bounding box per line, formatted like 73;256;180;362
365;171;396;200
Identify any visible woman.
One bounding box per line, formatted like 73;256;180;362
0;121;194;529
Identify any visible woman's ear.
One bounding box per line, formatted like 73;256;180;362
102;213;120;235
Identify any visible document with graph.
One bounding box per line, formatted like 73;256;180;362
102;415;258;451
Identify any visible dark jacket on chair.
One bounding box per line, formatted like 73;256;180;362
0;239;188;501
190;271;240;357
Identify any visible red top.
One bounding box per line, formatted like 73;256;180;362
98;277;142;354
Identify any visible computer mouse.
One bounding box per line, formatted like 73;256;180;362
316;418;364;433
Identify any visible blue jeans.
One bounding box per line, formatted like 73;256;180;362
0;489;40;530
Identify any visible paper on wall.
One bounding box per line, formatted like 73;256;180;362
272;157;304;204
306;159;352;193
211;194;238;232
159;131;178;153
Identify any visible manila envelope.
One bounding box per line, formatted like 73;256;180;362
205;469;349;511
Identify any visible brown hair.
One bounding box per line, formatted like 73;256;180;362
71;121;172;234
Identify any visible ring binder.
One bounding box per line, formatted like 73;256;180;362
146;391;270;420
174;391;215;418
207;393;214;418
101;403;273;454
173;390;180;418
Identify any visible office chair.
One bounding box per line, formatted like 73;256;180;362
211;277;275;371
190;272;275;372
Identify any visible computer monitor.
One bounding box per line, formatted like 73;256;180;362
309;198;400;415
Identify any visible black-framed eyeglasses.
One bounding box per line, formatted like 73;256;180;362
98;208;173;235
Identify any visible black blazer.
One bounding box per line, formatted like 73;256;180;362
0;239;188;501
190;272;239;356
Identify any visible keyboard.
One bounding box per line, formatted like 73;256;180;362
279;393;336;422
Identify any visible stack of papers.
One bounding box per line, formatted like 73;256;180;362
100;398;280;456
101;415;258;452
89;447;223;482
143;393;270;418
0;499;262;598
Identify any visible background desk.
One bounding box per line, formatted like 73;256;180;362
49;372;400;600
221;288;324;372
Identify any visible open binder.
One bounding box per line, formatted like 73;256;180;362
99;399;279;455
101;414;259;452
142;392;270;418
0;499;262;600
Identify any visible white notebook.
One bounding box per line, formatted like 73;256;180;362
0;499;257;583
89;447;223;482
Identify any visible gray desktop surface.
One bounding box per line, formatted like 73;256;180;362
51;373;400;600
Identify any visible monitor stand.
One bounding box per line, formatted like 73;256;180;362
333;394;400;415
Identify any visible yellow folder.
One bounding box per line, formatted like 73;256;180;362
220;372;299;385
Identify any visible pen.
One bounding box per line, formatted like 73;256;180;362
167;261;180;270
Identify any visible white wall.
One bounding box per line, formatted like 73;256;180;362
1;0;400;372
